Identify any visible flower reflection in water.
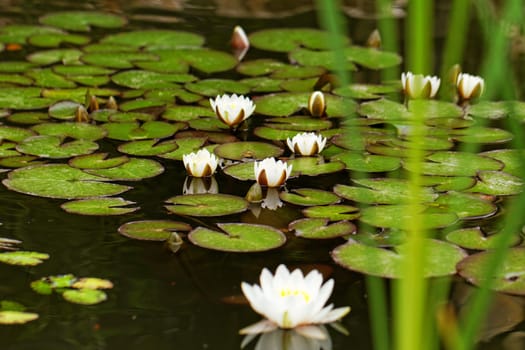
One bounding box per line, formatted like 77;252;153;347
182;176;218;195
241;325;332;350
260;187;283;210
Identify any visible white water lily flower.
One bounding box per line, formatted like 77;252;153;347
401;71;440;99
240;265;350;334
254;158;292;188
456;73;484;101
182;149;219;177
287;132;327;156
209;94;256;127
308;91;326;117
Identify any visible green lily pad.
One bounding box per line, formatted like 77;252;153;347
332;239;467;278
403;151;503;176
332;151;401;172
480;149;525;177
360;204;458;229
43;87;118;104
27;48;83;65
72;277;113;290
457;248;525;295
61;197;139;216
0;311;39;325
16;135;98;158
0;125;36;142
118;139;178;156
165;193;248;217
158;137;207;161
237;59;287;76
334;83;398;99
434;192;497;219
53;65;115;76
0;155;44;168
68;75;110;87
188;223;285;252
289;218;355;239
81;51;158;69
249;28;350;52
0;251;49;266
185;79;250;97
187;117;229;132
40;11;127;31
0;25;63;44
214;142;283;161
302;205;360;221
26;68;76;88
100;30;204;49
162;106;215;122
468;171;523;195
280;188;340;206
32;122;106;141
253;126;305;141
0;73;33;86
241;77;284;93
466;101;513;120
334;178;438;204
446;227;521;250
118;220;191;241
222;161;255;181
0;300;26;312
0;87;54;109
112;70;195;89
48;100;83;120
103;121;182;141
359;99;463;120
69;153;129;169
62;289;107;305
264;116;332;131
147;88;202;104
85;158;164;181
119;99;167;112
8;111;50;125
288;157;346;176
3;164;131;199
0;142;21;157
421;176;476;192
452;127;513;144
28;32;90;47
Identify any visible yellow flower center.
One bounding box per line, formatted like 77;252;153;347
279;288;311;303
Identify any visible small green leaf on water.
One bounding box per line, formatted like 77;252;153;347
39;11;127;31
360;204;458;229
302;205;360;221
289;218;355;239
69;153;129;170
117;139;178;156
32;122;107;141
165;194;249;217
331;151;401;172
100;30;204;49
85;158;164;181
446;227;521;250
280;188;341;206
467;171;524;196
249;28;350;52
72;278;114;290
0;251;49;266
16;135;99;159
214;141;283;161
118;220;191;241
0;311;39;324
62;289;107;305
61;197;139;216
288;157;346;176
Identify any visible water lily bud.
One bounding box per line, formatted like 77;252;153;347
182;149;220;177
456;73;484;101
308;91;326;117
366;29;381;49
401;71;440;99
231;26;250;61
75;105;89;123
254;158;292;188
286;132;327;156
106;96;118;110
209;94;256;127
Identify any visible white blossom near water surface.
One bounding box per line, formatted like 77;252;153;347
456;73;485;101
254;158;292;188
240;265;350;335
182;149;219;177
401;71;441;99
287;132;327;156
209;93;256;127
308;91;327;117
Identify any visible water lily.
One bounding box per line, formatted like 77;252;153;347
287;132;327;156
401;71;440;99
182;149;219;177
209;94;256;127
240;265;350;334
241;326;332;350
456;73;484;101
254;158;292;188
182;176;219;195
231;25;250;61
308;91;326;117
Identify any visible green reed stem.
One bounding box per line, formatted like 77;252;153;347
439;0;471;77
366;276;390;350
375;0;399;82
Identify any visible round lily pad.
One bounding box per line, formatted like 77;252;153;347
48;100;83;120
280;188;340;206
0;125;35;142
69;153;129;170
303;205;360;221
188;223;286;252
249;28;350;52
111;70;195;89
100;30;204;49
332;151;401;172
0;155;44;168
27;48;83;65
3;164;131;199
288;157;346;176
157;137;207;161
71;277;113;290
0;87;54;109
452;127;513;144
421;176;476;192
289;218;355;239
0;24;63;44
117;139;178;156
118;220;191;241
62;289;107;305
480;149;524;177
102;121;182;141
446;227;521;250
85;158;164;181
165;194;248;217
214;142;283;161
332;239;467;278
32;122;107;141
403;151;503;176
458;248;525;295
467;171;523;195
222;161;256;181
61;197;139;216
360;204;458;229
237;59;287;76
434;192;497;219
40;11;127;31
253;126;304;141
264;116;332;131
162;106;215;122
16;135;98;159
28;32;90;47
81;51;158;69
0;251;49;266
185;79;250;97
0;311;39;324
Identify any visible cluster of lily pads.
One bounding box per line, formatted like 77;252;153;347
0;10;525;305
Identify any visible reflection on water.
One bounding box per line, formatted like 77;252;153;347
241;326;332;350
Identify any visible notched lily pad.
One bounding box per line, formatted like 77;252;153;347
360;204;458;229
61;197;139;216
303;205;360;221
404;151;503;176
157;137;207;160
40;11;127;31
165;193;248;217
288;157;345;176
289;218;355;239
280;188;341;206
468;171;523;195
255;92;356;117
85;158;164;181
249;28;350;52
118;220;191;241
0;251;49;266
32;122;106;141
117;139;178;156
188;223;286;252
434;192;497;220
100;30;204;49
16;135;99;158
446;227;521;250
332;151;401;172
62;289;107;305
214;142;283;161
102;121;182;141
69;153;129;170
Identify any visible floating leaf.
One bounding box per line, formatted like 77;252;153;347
468;171;523;195
403;151;503;176
85;158;164;181
69;153;129;170
28;33;90;47
102;121;182;141
280;188;340;206
0;251;49;266
222;161;256;181
0;25;63;44
249;28;350;52
332;151;401;172
16;135;99;158
264;116;332;131
27;48;83;65
165;194;248;217
81;51;158;69
100;30;204;49
32;122;106;141
111;70;195;89
61;197;139;215
360;204;458;229
0;125;36;142
421;175;476;192
332;239;467;278
446;227;521;250
118;220;191;241
72;278;114;290
237;59;287;76
117;139;178;156
0;155;44;168
214;142;283;161
162;106;215;122
303;205;360;221
158;137;207;161
185;79;250;97
289;218;355;239
188;223;286;252
452;127;513;144
0;87;54;109
48;100;83;120
0;311;38;325
40;11;127;31
136;49;237;74
480;149;524;177
288;157;346;176
62;289;107;305
434;192;497;219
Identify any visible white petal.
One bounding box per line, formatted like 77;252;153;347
239;319;278;335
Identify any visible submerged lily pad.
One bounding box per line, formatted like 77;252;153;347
61;197;139;216
0;311;39;325
165;193;248;217
289;218;355;239
458;248;525;295
214;142;283;161
118;220;191;241
3;164;131;199
0;251;49;266
62;289;107;305
188;223;286;252
40;11;127;31
332;239;467;278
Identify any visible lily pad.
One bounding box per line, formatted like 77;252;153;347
62;289;107;305
434;192;497;219
26;68;76;88
69;153;129;169
332;239;467;278
468;171;523;195
360;204;458;229
85;158;164;181
237;59;287;76
3;164;131;199
27;48;83;65
81;51;158;69
0;125;35;142
222;161;256;181
0;87;54;109
16;135;99;158
452;127;513;144
303;205;360;221
421;176;476;192
111;70;195;89
0;155;44;168
118;220;191;241
28;33;90;47
446;227;521;250
0;251;49;266
0;25;63;44
40;11;127;31
480;149;525;177
403;151;503;176
61;197;139;216
185;79;250;97
158;137;207;161
214;142;283;161
48;100;83;120
8;111;50;124
72;277;113;290
288;157;346;176
289;218;355;239
102;121;182;141
188;223;285;252
332;151;401;172
253;126;305;141
0;311;39;325
264;116;332;131
249;28;350;52
162;106;215;122
280;188;341;206
118;139;178;156
100;30;204;49
32;122;106;141
458;248;525;295
165;194;248;217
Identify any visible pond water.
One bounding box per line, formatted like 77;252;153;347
0;1;524;349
